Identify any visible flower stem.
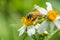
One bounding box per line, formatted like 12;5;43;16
47;29;59;40
32;35;38;40
23;32;27;40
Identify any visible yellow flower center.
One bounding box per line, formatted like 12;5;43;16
21;17;34;26
46;10;57;21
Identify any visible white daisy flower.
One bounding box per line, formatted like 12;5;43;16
34;2;60;33
35;20;48;34
18;25;35;36
18;17;35;36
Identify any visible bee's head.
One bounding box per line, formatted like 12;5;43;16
27;13;33;19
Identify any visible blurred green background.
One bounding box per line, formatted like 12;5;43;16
0;0;60;40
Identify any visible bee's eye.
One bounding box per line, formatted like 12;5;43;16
27;13;33;19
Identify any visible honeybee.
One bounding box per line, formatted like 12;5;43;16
21;11;42;26
26;11;42;21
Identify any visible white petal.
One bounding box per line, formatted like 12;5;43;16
27;25;35;36
46;2;52;11
18;25;26;36
35;24;41;29
56;16;60;20
54;20;60;29
34;4;47;15
50;22;55;33
38;20;48;34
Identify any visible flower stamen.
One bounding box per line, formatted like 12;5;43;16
21;17;34;26
46;10;57;21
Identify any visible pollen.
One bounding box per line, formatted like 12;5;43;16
46;10;57;21
21;17;34;26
